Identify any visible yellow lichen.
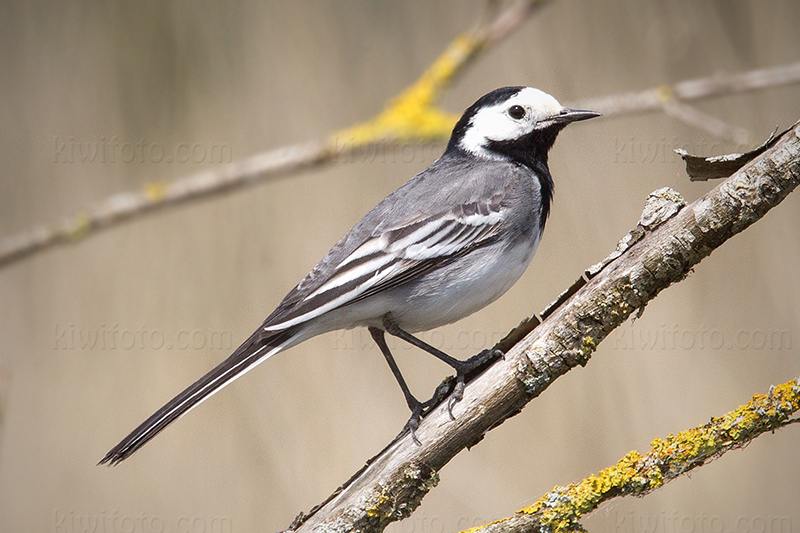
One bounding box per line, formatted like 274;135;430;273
329;33;481;150
365;492;392;518
579;336;596;358
66;211;91;240
143;181;168;203
654;84;676;104
494;378;800;533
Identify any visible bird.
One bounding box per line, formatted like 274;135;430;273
100;86;600;465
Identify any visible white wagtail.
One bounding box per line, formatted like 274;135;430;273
100;86;599;464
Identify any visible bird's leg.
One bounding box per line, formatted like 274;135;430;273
369;327;428;445
381;316;504;420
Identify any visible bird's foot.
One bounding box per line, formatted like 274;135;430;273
405;377;455;445
447;348;505;419
403;348;503;443
405;398;425;446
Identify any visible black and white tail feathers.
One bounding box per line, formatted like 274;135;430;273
99;327;297;465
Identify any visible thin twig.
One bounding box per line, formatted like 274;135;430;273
5;20;800;270
661;100;752;144
572;61;800;117
0;0;549;269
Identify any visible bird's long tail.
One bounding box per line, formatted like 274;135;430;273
99;327;298;465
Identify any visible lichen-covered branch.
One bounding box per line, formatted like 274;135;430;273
332;0;551;148
5;25;800;271
286;123;800;533
0;0;550;269
463;378;800;533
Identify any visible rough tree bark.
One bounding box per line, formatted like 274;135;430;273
286;122;800;533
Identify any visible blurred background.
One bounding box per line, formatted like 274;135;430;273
1;1;799;532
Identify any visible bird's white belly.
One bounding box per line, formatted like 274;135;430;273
300;233;542;338
388;234;541;332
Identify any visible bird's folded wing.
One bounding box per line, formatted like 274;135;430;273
263;200;505;331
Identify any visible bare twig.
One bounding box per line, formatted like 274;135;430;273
464;377;800;533
0;0;549;269
5;17;800;269
572;61;800;118
284;124;800;532
661;100;752;144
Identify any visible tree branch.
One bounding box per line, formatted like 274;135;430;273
285;122;800;533
0;0;549;269
661;100;753;144
463;377;800;533
4;16;800;269
572;61;800;118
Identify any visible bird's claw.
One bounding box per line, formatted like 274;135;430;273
447;347;505;419
406;390;446;445
405;348;504;443
405;398;424;446
447;377;465;420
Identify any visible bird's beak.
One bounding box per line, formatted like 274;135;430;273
551;108;602;125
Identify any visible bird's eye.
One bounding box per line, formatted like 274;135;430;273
508;105;526;120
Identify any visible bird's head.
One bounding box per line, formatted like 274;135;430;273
448;86;600;166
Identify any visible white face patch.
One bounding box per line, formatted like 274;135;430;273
460;87;565;158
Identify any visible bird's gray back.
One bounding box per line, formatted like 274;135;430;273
263;154;543;326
